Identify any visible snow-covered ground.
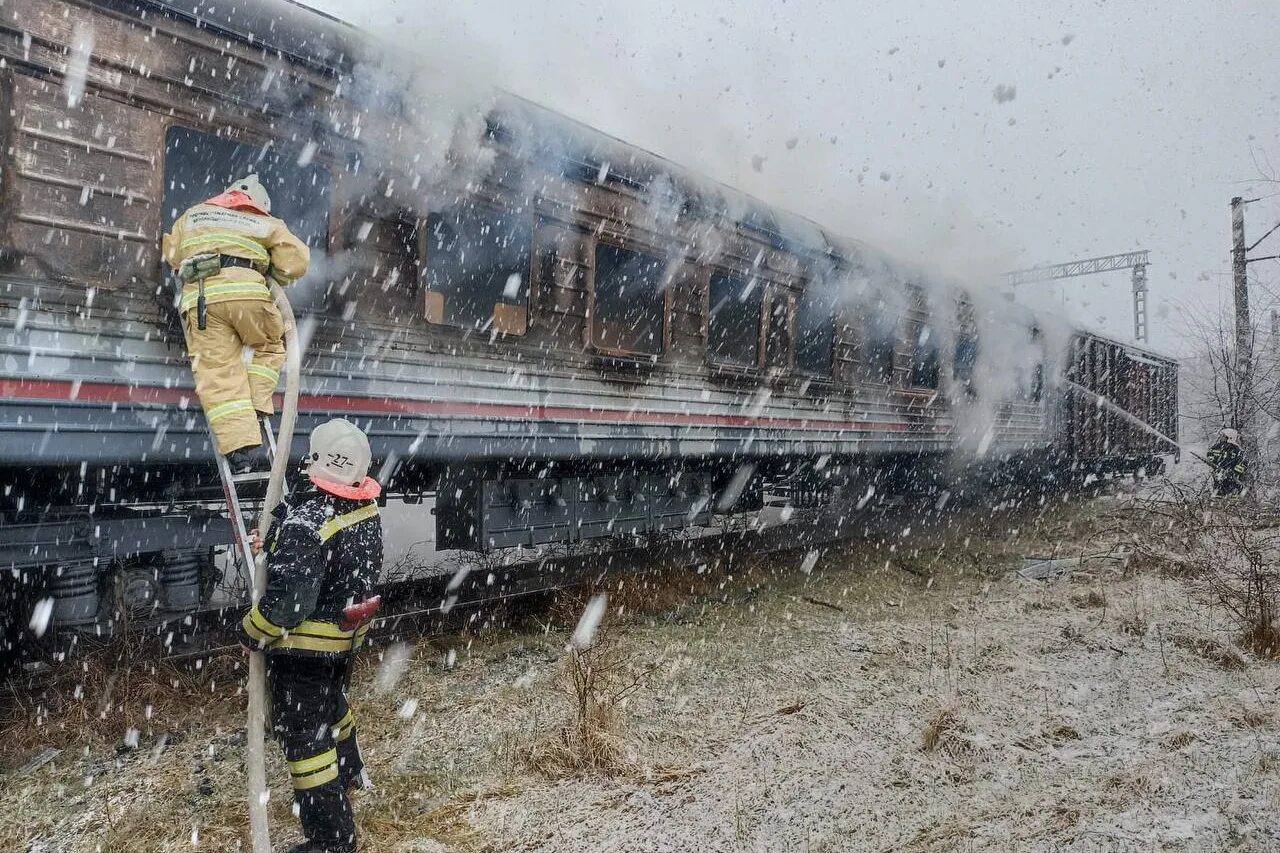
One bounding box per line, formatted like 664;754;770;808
3;494;1278;852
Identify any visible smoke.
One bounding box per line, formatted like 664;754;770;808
304;0;1087;446
312;1;1020;282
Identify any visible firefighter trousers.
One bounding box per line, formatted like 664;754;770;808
266;653;365;853
184;298;285;455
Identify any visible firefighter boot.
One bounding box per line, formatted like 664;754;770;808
225;444;267;475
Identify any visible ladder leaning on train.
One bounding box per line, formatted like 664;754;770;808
174;244;385;850
164;174;302;852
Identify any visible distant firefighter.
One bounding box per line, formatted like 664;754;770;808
1208;428;1246;496
162;175;309;473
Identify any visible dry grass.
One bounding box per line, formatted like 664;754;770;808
542;561;728;631
1107;483;1280;657
1117;612;1148;637
1231;707;1273;729
1070;589;1108;609
0;641;496;852
1100;765;1162;805
519;624;653;778
1046;723;1082;743
920;706;969;757
1170;633;1250;670
1;646;245;767
1162;729;1198;750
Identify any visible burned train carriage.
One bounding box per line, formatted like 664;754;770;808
0;0;1176;632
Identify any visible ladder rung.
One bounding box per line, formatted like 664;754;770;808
231;471;273;483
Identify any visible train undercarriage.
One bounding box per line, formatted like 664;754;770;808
0;444;1172;671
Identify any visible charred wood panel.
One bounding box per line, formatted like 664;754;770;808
665;262;707;363
832;310;862;387
7;73;162;288
0;70;15;273
518;220;582;356
14;0;342;124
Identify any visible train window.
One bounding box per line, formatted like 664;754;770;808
593;243;667;356
795;286;837;377
424;204;532;336
764;291;794;369
910;325;941;389
862;315;898;384
1022;325;1045;402
954;334;979;382
708;272;762;367
953;300;979;394
162;127;331;249
349;204;424;307
1014;347;1045;401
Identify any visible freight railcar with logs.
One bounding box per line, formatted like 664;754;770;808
0;0;1178;642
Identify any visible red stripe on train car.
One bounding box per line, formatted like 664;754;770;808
1;378;953;435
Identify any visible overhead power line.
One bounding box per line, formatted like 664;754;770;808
1004;250;1151;342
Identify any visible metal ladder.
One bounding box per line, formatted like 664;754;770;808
211;417;283;590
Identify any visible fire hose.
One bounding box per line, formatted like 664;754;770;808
246;281;301;852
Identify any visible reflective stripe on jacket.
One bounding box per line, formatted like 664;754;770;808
238;486;383;657
1208;440;1246;478
162;202;310;314
242;606;372;653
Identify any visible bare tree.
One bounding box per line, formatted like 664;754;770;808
1179;301;1280;487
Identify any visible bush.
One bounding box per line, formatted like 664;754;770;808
1116;482;1280;657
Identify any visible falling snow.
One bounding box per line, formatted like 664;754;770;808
0;0;1259;850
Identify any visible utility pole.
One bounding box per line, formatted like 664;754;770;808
1231;195;1250;432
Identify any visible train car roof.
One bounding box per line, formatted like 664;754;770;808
88;0;866;267
82;0;1166;356
489;94;864;265
1075;327;1179;365
89;0;362;75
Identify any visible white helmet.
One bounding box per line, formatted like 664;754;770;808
1221;428;1241;446
306;419;371;487
226;173;272;214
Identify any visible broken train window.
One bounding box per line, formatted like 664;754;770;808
910;324;941;389
764;290;794;370
162;126;331;248
861;308;899;385
794;284;837;377
355;204;425;307
708;272;762;368
592;243;667;356
424;203;532;336
953;299;979;394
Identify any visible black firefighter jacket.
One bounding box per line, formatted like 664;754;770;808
240;483;383;655
1207;440;1246;480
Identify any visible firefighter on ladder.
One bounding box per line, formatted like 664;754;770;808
240;419;384;853
1208;427;1247;497
162;175;310;474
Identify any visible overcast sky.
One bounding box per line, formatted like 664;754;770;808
306;0;1280;353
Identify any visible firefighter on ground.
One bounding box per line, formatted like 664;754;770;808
1208;428;1246;497
162;175;310;474
240;418;384;853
